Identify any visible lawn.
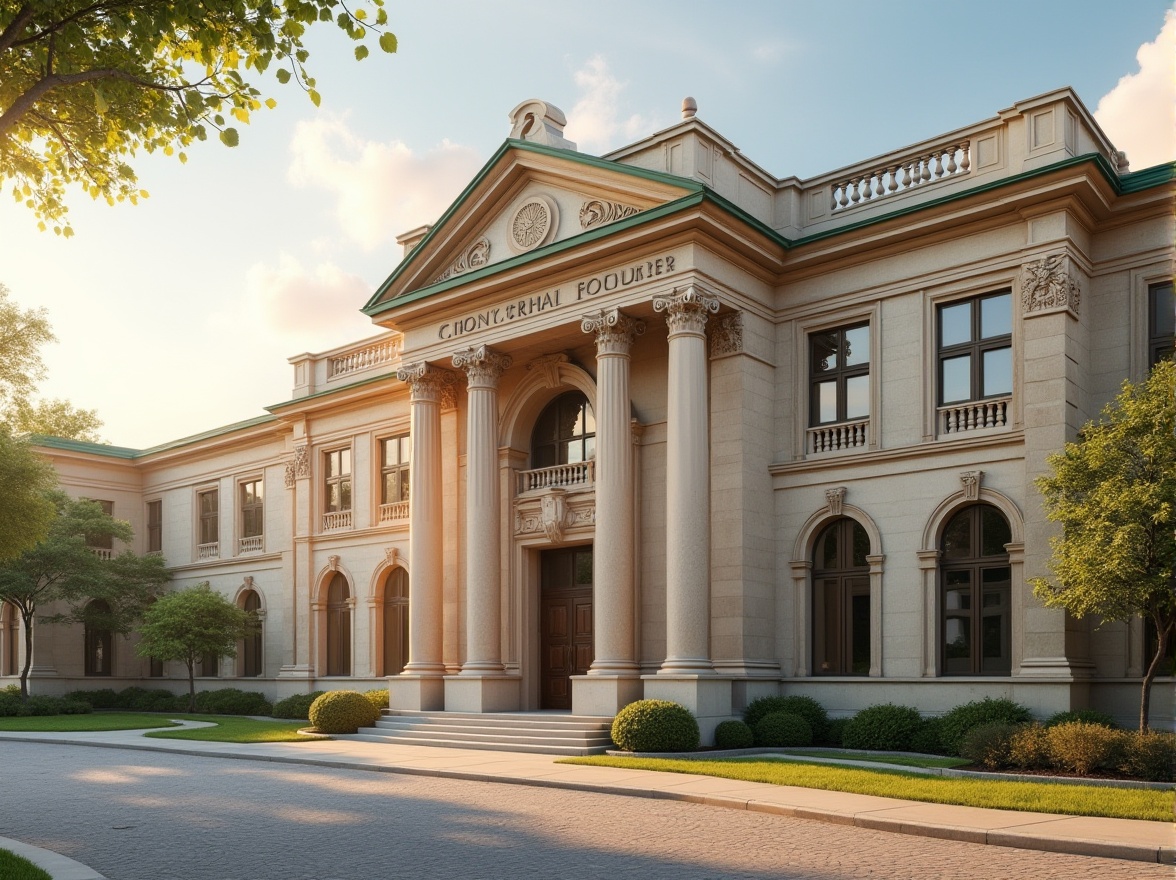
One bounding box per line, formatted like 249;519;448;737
0;848;52;880
145;715;322;743
560;755;1174;822
0;712;320;743
772;750;970;769
0;713;178;732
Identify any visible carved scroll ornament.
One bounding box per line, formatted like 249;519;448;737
433;237;491;284
579;199;640;230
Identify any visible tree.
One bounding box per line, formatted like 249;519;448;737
0;427;57;560
8;397;104;442
136;583;254;712
1;1;397;235
1030;359;1176;731
0;492;169;697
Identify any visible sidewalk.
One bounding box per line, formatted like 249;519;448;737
0;725;1171;876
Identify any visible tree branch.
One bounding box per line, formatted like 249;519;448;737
0;3;34;56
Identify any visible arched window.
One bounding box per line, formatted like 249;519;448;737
531;392;595;469
940;504;1011;675
326;573;351;676
812;518;870;676
84;600;113;677
381;568;409;676
240;589;263;677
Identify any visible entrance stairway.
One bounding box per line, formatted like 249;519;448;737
351;710;614;756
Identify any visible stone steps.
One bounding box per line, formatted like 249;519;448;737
349;710;614;756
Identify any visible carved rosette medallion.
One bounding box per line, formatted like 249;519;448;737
653;285;721;336
397;362;457;403
1021;255;1081;317
433;237;491;284
825;486;846;516
452;344;512;389
709;311;744;358
509;196;558;252
579;199;640;230
959;470;984;501
581;307;645;356
293;445;310;479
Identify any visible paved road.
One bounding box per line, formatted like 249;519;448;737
0;742;1165;880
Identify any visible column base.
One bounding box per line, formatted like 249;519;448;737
444;675;521;713
27;665;59;677
277;664;314;679
390;674;446;711
571;675;643;716
642;674;733;746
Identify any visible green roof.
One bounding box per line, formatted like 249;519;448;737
32;413;279;460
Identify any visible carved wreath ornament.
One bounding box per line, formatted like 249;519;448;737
510;197;556;251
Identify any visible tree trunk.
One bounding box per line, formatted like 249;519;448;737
1139;621;1171;732
186;658;196;713
18;610;33;700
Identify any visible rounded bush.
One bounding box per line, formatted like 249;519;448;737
194;688;272;716
1044;709;1116;729
744;695;828;743
753;712;813;747
1045;721;1126;775
938;698;1032;755
909;716;948;755
0;692;22;717
65;688;120;709
959;722;1021;770
272;691;326;720
842;703;923;752
1119;730;1176;782
611;700;699;753
713;719;754;750
119;687;181;712
363;689;389;715
309;690;381;734
823;717;849;748
1007;723;1050;770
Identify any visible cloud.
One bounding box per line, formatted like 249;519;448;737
564;56;658;153
287;116;483;251
1094;9;1176;169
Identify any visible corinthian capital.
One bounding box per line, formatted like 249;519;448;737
397;361;456;403
581;307;646;356
452;344;512;388
653;285;720;336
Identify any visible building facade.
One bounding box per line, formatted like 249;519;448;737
15;89;1175;737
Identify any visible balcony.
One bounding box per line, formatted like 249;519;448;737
197;542;220;561
289;332;402;398
517;461;595;494
89;547;114;561
938;397;1011;436
378;501;410;523
322;510;352;532
238;535;264;555
807;419;869;455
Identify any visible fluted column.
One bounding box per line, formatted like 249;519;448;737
396;362;453;676
452;344;512;674
581;308;645;673
654;286;720;673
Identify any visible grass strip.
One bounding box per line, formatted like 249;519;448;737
144;715;322;743
775;750;969;769
0;848;52;880
0;713;178;732
560;756;1174;822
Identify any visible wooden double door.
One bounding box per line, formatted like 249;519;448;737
539;546;593;710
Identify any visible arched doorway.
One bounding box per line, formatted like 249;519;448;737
381;568;409;676
325;573;351;676
239;589;263;677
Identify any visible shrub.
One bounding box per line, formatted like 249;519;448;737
842;703;923;752
823;717;849;748
272;691;325;720
959;722;1022;770
193;688;272;716
938;698;1032;755
0;692;21;716
1118;730;1176;782
363;689;389;716
309;690;381;734
64;688;121;709
22;695;66;716
744;695;828;743
1044;709;1116;729
713;719;754;750
909;716;947;755
611;700;700;753
118;687;181;712
1045;722;1126;775
1007;724;1050;770
753;712;813;747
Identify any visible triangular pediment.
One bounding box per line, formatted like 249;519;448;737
363;140;699;316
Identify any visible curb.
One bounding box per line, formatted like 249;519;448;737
0;835;107;880
2;735;1172;866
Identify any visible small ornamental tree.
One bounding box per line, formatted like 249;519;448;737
1030;360;1176;731
0;427;56;561
136;584;256;712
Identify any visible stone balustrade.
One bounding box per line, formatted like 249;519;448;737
197;542;219;560
238;535;263;554
378;500;410;522
322;510;352;531
328;339;400;379
89;547;114;560
517;461;595;494
832;141;970;212
807;419;869;454
939;397;1010;435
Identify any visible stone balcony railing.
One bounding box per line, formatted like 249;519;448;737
238;535;264;555
830;141;971;213
328;339;400;380
289;332;402;399
89;547;114;560
322;510;352;532
938;397;1011;436
807;419;869;454
378;501;410;523
517;461;595;494
197;542;219;561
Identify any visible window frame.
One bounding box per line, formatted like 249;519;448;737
936;289;1013;406
323;446;353;514
939;503;1012;677
196;488;219;547
146;499;162;554
810;517;871;677
1147;280;1174;368
379;435;410;505
808;322;871;427
239;477;264;540
530;391;596;470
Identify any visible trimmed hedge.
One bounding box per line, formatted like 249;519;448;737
272;691;326;720
909;716;948;755
938;698;1032;755
193;688;272;716
959;722;1021;770
0;693;91;717
713;719;754;750
753;712;813;747
842;703;922;752
309;690;381;734
743;696;828;743
611;700;699;753
363;689;389;715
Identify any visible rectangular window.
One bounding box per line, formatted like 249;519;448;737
937;291;1012;404
324;448;352;513
146;500;162;554
380;435;410;504
240;479;264;539
809;323;870;425
86;500;114;550
198;490;219;546
1148;281;1174;367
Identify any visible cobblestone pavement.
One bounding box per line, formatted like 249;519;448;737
0;742;1166;880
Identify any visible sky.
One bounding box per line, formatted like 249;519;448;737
2;0;1174;449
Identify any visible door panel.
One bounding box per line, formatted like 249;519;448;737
540;547;593;710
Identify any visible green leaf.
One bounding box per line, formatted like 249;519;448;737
219;128;239;147
379;32;397;53
308;89;321;108
276;68;291;84
93;90;108;115
354;45;369;61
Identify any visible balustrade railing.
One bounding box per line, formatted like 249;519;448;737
328;339;399;379
807;420;869;454
238;535;264;554
831;140;970;213
938;397;1010;435
322;510;352;531
378;501;410;522
517;460;595;494
89;547;114;561
197;542;220;560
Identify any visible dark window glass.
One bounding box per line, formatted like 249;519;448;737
381;436;410;504
937;292;1013;406
146;500;162;554
241;590;263;677
1148;281;1175;367
382;569;409;676
811;518;871;676
83;600;113;676
325;448;352;513
531;392;595;469
326;573;351;676
940;504;1011;676
198;490;218;546
809;324;870;426
240;480;264;539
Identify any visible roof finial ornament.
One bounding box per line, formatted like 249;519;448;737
682;96;697;119
508;99;577;151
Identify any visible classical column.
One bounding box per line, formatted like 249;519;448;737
452;344;512;675
581;308;644;676
390;362;451;710
654;285;720;673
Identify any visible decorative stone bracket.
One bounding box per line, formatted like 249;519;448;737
825;486;846;516
1022;254;1081;318
960;470;984;501
514;488;595;542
